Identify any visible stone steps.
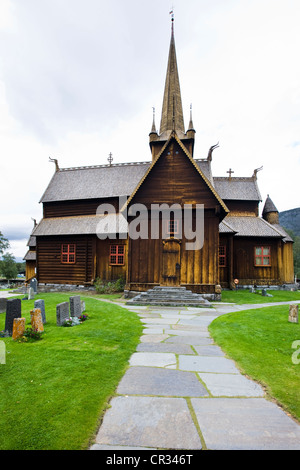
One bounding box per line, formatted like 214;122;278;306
126;286;211;307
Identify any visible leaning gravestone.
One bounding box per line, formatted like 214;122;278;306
289;304;299;324
5;299;22;336
34;299;46;323
56;302;70;326
69;296;81;318
0;298;7;313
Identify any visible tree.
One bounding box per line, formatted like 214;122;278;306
1;253;18;280
0;231;9;255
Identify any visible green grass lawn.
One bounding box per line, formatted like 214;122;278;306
209;305;300;422
0;293;143;450
220;289;300;304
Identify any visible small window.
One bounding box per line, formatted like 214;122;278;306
219;245;226;267
255;246;271;266
61;244;76;264
167;219;179;236
110;245;125;266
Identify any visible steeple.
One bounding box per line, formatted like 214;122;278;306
159;15;185;136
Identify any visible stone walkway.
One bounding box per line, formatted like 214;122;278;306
91;300;300;451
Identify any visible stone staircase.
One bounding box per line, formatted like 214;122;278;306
126;286;211;308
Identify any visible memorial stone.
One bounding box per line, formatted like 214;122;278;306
30;278;38;293
34;299;46;323
56;302;70;326
0;298;7;313
70;296;81;318
5;299;22;336
289;305;299;323
28;287;35;300
12;318;26;340
81;300;86;314
30;308;44;332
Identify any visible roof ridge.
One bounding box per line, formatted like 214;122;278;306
59;161;151;172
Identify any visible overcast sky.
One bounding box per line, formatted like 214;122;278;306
0;0;299;260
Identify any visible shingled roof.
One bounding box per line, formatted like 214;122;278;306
222;215;284;238
213;177;262;201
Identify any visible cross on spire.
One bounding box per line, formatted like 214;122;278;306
227;168;234;178
108;152;113;166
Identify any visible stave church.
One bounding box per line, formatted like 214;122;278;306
24;19;294;297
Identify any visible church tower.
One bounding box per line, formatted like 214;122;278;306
149;15;195;161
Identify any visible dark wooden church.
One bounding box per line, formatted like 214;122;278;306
24;22;294;295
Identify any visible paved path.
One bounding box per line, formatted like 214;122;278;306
91;300;300;451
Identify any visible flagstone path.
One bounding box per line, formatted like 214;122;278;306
91;299;300;450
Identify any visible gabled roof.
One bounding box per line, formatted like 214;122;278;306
121;132;229;213
39;162;151;203
213;177;262;201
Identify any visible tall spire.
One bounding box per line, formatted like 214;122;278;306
159;13;185;135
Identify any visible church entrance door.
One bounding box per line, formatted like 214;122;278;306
162;238;181;287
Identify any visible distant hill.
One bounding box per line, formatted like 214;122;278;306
279;208;300;237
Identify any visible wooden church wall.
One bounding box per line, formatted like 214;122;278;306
37;235;96;285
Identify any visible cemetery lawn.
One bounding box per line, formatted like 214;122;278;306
220;289;300;304
0;293;143;450
209;305;300;422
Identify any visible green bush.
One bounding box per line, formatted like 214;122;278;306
94;276;125;294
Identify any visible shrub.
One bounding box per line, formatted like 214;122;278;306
94;277;125;294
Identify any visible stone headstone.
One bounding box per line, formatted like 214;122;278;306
0;298;7;313
81;300;86;313
5;299;22;336
56;302;70;326
289;305;299;323
30;308;44;332
12;318;26;340
261;288;267;296
28;287;35;300
34;299;46;323
69;296;81;318
30;278;38;293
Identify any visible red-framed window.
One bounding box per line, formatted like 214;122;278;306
254;246;271;266
109;245;125;266
167;219;179;236
219;245;226;267
61;244;76;264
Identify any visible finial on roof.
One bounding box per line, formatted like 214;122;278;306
227;168;234;180
150;107;157;134
49;157;59;171
107;152;113;166
170;8;174;33
207;142;219;161
252;166;263;180
187;104;195;131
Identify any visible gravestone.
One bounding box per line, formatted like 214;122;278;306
249;286;256;293
289;305;299;323
34;299;46;323
30;308;44;332
5;299;22;336
0;298;7;313
56;302;70;326
30;278;38;294
81;300;86;314
12;318;26;340
28;287;35;300
69;296;81;318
